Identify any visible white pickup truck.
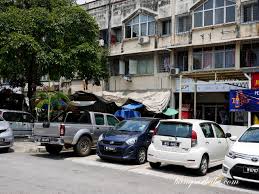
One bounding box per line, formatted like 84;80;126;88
33;111;119;156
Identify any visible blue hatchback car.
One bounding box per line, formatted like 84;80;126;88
97;118;160;164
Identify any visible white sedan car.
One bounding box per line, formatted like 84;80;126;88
222;125;259;183
147;119;231;175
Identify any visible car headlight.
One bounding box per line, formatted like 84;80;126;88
126;137;138;145
98;134;104;142
226;151;236;159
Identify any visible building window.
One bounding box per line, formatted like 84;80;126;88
162;19;171;35
193;0;236;28
158;54;171;73
175;51;188;71
109;59;119;76
111;27;122;44
137;56;154;75
125;14;156;39
119;56;154;75
176;15;191;33
193;45;235;70
241;43;259;68
243;3;259;23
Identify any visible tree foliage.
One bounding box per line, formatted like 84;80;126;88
0;0;107;103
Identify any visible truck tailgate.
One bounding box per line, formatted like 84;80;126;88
33;122;61;137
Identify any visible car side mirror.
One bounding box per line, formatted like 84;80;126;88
149;130;154;135
229;136;238;141
225;132;232;138
43;121;50;128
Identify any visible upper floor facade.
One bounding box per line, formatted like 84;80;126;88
82;0;259;92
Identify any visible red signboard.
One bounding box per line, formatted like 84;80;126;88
252;73;259;89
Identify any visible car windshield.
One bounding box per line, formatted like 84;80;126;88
115;120;150;132
157;122;192;138
239;127;259;143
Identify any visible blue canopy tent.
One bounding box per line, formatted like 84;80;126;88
114;103;143;119
122;103;144;110
114;109;141;119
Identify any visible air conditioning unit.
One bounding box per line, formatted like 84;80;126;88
170;68;180;75
99;39;104;47
138;36;150;45
123;75;132;82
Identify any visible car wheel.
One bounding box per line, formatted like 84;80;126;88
45;145;63;155
99;156;107;161
197;155;209;176
136;147;147;165
74;136;92;157
0;147;9;153
149;162;161;169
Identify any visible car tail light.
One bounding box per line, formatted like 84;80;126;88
60;124;65;136
153;128;158;136
151;128;158;143
191;130;197;147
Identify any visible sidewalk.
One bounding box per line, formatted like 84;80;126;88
13;138;46;153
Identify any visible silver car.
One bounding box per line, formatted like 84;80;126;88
0;117;14;152
0;109;34;137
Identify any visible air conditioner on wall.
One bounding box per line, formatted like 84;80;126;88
99;39;104;47
138;36;150;45
170;68;180;75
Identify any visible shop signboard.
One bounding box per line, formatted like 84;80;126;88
252;73;259;89
175;78;248;93
229;89;259;112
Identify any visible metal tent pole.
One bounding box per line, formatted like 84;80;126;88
179;75;183;119
194;79;197;119
244;73;251;127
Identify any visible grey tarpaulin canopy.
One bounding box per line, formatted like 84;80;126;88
95;90;171;113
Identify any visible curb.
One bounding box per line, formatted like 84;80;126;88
13;142;46;153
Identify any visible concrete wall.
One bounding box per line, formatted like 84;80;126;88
108;73;174;91
240;23;259;38
122;37;156;54
175;0;193;15
70;80;103;94
220;125;247;138
192;25;238;46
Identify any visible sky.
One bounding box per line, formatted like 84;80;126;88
77;0;94;4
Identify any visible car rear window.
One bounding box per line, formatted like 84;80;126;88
65;112;91;124
115;120;150;132
157;122;192;138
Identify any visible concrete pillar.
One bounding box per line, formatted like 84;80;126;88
171;0;175;45
235;41;241;69
170;49;175;68
170;91;176;118
154;51;159;75
188;47;193;72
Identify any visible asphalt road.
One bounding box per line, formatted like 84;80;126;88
0;151;256;194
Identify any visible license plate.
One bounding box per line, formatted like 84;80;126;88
243;166;259;174
104;146;116;152
41;137;50;143
0;138;4;142
162;141;179;147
